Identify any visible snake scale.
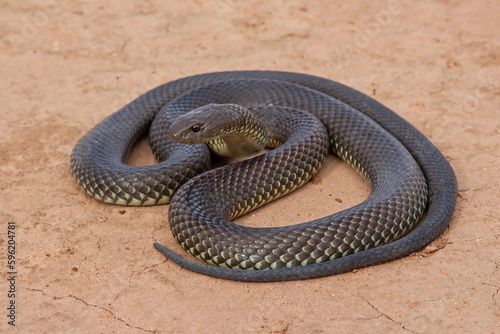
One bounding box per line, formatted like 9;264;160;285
70;71;457;282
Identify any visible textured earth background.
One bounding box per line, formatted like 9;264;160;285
1;0;499;333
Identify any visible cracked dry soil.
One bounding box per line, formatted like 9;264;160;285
1;1;499;333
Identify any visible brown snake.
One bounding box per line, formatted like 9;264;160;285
70;71;457;282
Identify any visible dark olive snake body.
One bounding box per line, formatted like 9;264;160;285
70;71;457;282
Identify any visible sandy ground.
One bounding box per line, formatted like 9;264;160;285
1;0;499;333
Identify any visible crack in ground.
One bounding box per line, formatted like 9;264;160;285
482;283;500;306
267;321;292;333
90;229;102;251
488;259;500;271
484;259;500;275
414;237;450;257
464;257;500;274
68;294;157;333
334;314;384;322
457;185;495;202
128;258;169;283
412;298;442;305
22;287;157;333
457;192;468;202
359;296;418;333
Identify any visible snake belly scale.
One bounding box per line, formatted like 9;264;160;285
70;71;457;282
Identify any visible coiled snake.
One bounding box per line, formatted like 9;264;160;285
70;71;457;282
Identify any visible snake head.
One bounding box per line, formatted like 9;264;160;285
168;103;246;144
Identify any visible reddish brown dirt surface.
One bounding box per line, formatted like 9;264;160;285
1;1;499;333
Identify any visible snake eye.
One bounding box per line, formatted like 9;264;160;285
191;124;201;132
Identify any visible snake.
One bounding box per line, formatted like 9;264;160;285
70;71;457;282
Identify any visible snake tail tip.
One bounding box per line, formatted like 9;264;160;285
154;242;186;264
153;242;166;250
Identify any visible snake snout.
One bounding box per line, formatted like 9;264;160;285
167;107;213;144
167;120;199;144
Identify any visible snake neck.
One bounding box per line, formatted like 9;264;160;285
206;105;268;157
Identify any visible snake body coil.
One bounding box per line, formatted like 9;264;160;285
71;71;457;282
